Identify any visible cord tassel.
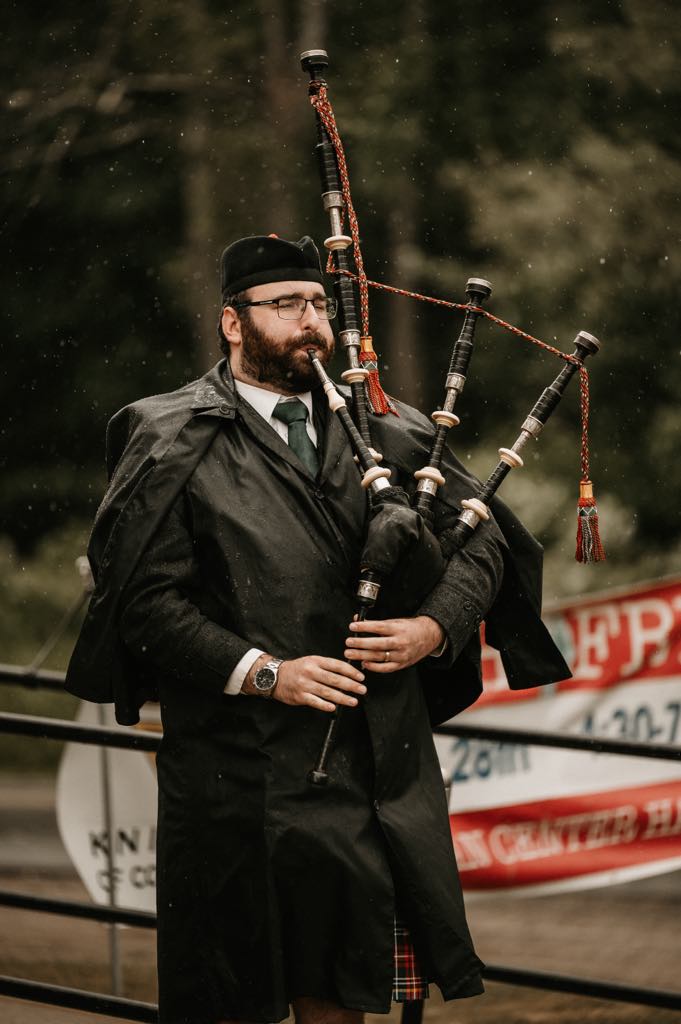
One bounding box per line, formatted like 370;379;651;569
359;338;395;416
576;479;606;563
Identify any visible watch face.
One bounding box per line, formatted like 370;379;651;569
254;667;276;691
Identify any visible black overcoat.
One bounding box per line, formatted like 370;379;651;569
65;360;569;1023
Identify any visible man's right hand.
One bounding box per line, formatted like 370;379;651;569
273;656;366;712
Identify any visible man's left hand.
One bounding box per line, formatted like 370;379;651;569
344;615;445;673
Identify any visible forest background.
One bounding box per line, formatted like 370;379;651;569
2;0;680;764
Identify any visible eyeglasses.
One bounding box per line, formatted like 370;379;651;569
233;296;338;321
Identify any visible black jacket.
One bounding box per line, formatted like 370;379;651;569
64;360;569;1022
65;359;568;726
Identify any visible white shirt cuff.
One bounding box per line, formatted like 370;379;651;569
224;648;265;695
429;634;449;659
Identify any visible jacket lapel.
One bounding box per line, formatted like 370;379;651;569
236;396;316;479
315;388;350;485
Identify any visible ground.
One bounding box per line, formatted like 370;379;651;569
1;774;679;1024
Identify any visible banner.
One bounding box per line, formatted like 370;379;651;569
436;576;681;895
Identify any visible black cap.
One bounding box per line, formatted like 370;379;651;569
220;234;324;302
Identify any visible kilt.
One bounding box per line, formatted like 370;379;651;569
393;918;429;1002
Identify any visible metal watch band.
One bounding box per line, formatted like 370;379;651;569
253;658;283;696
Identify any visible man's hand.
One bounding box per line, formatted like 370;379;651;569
344;615;445;673
244;655;366;712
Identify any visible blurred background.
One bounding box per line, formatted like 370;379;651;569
2;9;681;1018
2;0;681;768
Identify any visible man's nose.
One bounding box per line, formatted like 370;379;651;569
300;300;322;328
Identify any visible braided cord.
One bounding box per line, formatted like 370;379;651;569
309;82;370;337
333;266;593;480
308;82;595;500
334;268;580;366
579;366;591;483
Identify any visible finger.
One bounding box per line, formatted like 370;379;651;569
345;646;395;663
317;657;365;682
305;692;336;713
315;684;360;708
349;619;393;635
318;669;367;694
342;647;364;663
345;635;399;651
362;659;400;674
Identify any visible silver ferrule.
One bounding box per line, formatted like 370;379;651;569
357;579;381;602
459;508;481;530
512;430;532;454
339;330;361;367
442;390;458;413
521;415;544;439
446;372;466;393
328;207;343;237
370;476;391;494
323;190;344;212
416;478;439;496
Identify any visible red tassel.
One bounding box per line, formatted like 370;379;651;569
359;339;397;416
576;480;606;563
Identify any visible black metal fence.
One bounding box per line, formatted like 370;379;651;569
2;665;681;1021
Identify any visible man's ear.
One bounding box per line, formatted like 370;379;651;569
221;306;242;347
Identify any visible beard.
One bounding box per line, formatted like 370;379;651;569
239;317;335;393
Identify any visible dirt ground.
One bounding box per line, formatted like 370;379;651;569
1;775;680;1024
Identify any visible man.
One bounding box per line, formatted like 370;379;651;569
66;235;569;1024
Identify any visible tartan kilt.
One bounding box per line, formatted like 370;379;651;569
393;918;429;1002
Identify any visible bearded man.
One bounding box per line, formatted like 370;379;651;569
66;234;568;1024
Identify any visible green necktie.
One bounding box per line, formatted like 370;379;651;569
271;398;319;477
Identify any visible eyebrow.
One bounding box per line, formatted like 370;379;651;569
275;291;326;300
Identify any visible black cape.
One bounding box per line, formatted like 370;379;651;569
64;360;569;1022
66;360;569;726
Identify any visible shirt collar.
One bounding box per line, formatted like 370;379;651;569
234;378;314;424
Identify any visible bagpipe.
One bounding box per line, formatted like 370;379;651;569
299;49;604;786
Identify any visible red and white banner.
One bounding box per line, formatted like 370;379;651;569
436;576;681;895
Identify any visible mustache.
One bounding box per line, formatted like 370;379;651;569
285;334;335;370
286;331;331;353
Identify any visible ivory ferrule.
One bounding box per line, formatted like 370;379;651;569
341;367;370;385
521;415;544;439
431;410;460;429
461;497;490;521
325;233;353;251
498;447;524;468
322;380;346;413
357;579;381;603
414;466;446;487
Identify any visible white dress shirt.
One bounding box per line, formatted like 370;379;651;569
223;380;318;695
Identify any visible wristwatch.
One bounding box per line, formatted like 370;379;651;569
253;658;283;697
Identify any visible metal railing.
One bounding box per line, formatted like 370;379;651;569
2;669;681;1021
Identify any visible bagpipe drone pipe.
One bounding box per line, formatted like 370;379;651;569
300;49;604;786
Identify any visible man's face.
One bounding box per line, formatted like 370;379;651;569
229;280;335;394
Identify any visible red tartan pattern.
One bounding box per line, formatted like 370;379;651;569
392;917;429;1002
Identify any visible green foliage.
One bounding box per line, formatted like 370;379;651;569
0;522;86;770
2;0;680;567
3;0;681;771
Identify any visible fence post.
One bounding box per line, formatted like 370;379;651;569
97;703;122;996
